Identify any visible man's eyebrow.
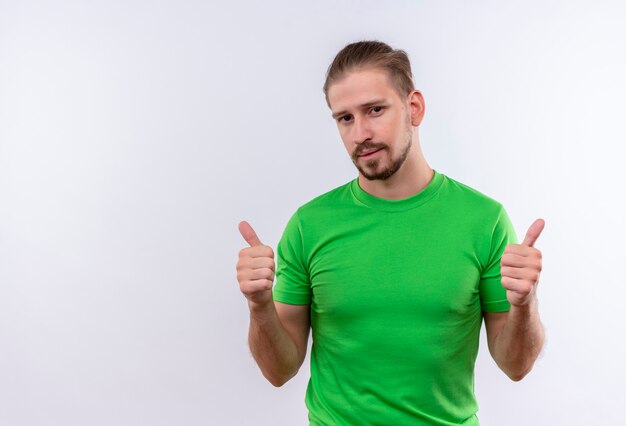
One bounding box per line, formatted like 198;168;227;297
331;110;349;120
331;99;388;119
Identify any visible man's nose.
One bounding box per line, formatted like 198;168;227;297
352;117;373;144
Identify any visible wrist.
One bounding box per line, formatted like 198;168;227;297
248;296;275;317
508;286;539;308
510;293;537;308
508;295;539;321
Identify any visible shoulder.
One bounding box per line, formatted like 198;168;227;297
278;179;354;236
294;179;354;216
440;172;505;217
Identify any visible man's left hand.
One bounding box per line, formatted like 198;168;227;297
501;218;545;307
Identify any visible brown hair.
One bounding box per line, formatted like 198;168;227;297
323;40;416;105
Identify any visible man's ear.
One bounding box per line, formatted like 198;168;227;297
408;90;425;127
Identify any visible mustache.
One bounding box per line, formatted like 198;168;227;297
353;142;388;159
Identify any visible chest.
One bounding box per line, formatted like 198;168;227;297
307;214;483;325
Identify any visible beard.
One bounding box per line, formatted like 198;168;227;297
351;115;413;181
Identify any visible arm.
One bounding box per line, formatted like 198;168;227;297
237;221;311;387
485;218;546;381
248;301;310;387
484;301;544;381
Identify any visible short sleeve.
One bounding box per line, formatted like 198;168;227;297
273;210;312;305
479;205;518;312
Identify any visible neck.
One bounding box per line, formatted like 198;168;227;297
357;137;433;200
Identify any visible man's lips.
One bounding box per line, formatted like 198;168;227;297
358;148;384;158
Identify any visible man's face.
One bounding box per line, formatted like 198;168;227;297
327;68;414;181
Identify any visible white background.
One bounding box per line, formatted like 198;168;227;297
1;1;625;425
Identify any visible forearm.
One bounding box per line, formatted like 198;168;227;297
248;299;301;387
492;297;545;381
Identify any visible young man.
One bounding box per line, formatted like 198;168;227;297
236;41;545;425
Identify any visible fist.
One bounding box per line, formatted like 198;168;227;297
501;218;545;307
236;221;275;307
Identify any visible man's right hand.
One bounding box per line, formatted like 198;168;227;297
236;221;275;308
237;221;310;387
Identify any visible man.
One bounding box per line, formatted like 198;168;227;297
236;41;544;425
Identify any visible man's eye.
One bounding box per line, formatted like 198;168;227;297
371;106;383;114
340;115;353;122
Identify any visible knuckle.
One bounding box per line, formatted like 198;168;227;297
246;281;264;294
235;260;245;271
239;270;252;282
254;246;273;258
240;283;252;295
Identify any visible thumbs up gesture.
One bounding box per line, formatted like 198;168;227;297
501;218;545;307
236;221;276;307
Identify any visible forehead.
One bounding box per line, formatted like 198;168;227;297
327;68;398;112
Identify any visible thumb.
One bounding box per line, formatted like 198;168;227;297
521;218;545;247
239;220;263;247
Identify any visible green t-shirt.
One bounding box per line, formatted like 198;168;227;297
273;169;518;425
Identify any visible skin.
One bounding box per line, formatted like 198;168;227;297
237;222;309;386
236;67;545;386
328;68;432;200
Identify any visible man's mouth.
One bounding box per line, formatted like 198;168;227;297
358;148;384;159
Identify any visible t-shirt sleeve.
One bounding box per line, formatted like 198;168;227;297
479;204;518;312
272;210;312;305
